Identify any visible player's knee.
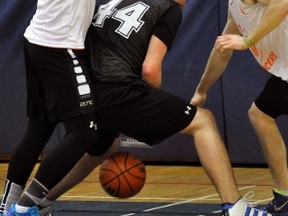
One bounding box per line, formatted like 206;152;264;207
184;108;216;134
197;108;216;126
87;136;114;156
87;130;119;156
248;103;276;128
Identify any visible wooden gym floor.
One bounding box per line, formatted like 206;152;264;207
0;163;274;215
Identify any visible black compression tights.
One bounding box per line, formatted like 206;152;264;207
7;118;56;185
34;114;98;190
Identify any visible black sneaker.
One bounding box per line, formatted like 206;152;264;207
262;191;288;216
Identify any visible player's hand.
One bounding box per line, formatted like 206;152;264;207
190;91;207;107
215;34;249;52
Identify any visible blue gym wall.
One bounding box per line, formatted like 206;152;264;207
0;0;287;165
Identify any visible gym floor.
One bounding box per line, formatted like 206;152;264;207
0;163;273;215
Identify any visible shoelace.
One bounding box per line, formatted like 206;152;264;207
242;191;271;215
242;191;257;208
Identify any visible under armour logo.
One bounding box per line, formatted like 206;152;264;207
89;121;97;130
185;106;192;115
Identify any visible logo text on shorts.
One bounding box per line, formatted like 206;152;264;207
80;100;94;107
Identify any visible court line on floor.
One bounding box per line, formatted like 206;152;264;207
59;195;216;201
60;185;257;201
57;185;272;216
119;185;257;216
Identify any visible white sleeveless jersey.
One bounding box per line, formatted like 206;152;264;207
229;0;288;81
24;0;96;49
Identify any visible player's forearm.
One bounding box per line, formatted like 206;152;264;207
247;0;288;44
196;48;232;93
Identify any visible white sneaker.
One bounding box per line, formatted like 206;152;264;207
222;198;272;216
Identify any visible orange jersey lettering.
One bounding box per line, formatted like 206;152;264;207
263;51;277;71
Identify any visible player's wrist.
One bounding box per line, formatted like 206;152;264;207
243;35;255;47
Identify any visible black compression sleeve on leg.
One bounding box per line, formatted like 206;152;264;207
7;118;56;185
87;127;118;156
34;114;98;190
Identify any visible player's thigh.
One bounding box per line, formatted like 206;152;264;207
254;76;288;119
99;87;196;145
25;42;95;121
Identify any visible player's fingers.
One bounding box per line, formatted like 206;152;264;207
215;38;234;52
214;41;226;52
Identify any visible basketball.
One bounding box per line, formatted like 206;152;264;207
99;151;146;198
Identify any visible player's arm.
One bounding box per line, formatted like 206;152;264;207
142;4;182;88
142;36;167;88
191;12;240;106
215;0;288;51
247;0;288;43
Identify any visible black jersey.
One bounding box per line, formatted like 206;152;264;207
86;0;181;84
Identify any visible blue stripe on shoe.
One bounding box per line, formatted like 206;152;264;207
245;206;252;216
222;204;234;210
253;209;259;216
245;206;268;216
257;208;267;216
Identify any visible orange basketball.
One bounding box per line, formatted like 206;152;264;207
99;151;146;198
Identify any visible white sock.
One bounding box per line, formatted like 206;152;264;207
15;204;30;213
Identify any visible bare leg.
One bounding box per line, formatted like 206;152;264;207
248;103;288;190
44;139;120;201
181;107;240;203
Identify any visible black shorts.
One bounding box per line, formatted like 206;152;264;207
255;75;288;119
24;39;95;122
96;82;196;145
